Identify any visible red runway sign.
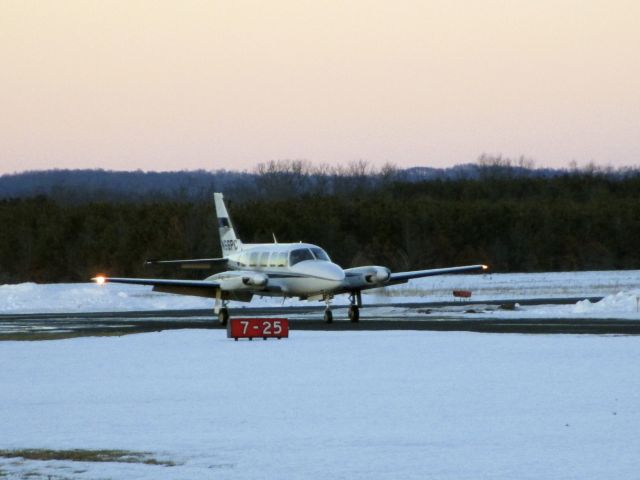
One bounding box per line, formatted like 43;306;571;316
453;290;472;298
228;318;289;340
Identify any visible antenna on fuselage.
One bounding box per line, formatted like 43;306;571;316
272;233;278;244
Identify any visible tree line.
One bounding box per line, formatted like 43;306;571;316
1;170;639;283
4;157;639;204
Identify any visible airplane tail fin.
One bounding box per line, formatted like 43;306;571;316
214;193;243;258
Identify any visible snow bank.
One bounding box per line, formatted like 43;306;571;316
377;269;640;300
0;282;212;313
422;289;640;321
574;290;640;315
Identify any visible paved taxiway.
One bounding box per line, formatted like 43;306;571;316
2;297;640;339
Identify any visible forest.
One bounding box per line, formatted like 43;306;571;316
1;160;639;283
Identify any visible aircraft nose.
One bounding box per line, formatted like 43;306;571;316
292;260;345;284
312;262;345;282
324;262;346;282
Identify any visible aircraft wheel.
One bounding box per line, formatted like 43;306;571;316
218;308;229;326
348;305;360;322
324;309;333;323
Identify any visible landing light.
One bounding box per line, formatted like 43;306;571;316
482;265;489;270
94;275;106;285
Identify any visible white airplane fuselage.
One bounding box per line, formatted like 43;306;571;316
207;242;346;298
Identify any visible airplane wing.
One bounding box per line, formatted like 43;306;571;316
93;276;221;298
337;264;488;294
144;257;228;269
388;264;488;284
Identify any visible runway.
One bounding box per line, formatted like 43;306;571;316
2;297;640;339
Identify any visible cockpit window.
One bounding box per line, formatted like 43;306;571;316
310;248;330;261
289;248;314;266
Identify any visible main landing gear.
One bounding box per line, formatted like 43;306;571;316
348;290;362;323
218;306;229;326
215;290;229;326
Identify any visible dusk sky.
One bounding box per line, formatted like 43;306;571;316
1;0;639;174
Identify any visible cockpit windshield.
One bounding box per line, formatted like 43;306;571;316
310;247;330;261
289;248;314;266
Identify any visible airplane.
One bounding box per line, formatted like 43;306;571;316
94;193;488;324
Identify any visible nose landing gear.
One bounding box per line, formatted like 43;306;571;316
323;295;333;323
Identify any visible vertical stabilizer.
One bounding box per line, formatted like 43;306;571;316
214;193;243;257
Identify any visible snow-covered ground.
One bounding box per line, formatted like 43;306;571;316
1;329;640;479
2;270;639;319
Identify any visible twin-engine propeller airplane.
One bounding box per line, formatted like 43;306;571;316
94;193;488;324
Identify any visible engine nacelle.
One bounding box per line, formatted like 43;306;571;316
242;273;268;287
216;272;269;291
364;267;391;284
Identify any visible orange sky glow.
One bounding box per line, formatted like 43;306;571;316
1;0;639;173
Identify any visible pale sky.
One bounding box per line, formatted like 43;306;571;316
1;0;639;174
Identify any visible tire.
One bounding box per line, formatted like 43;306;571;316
324;309;333;323
218;308;229;326
348;305;360;322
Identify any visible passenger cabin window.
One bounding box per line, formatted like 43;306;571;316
310;248;330;261
249;251;259;267
290;248;314;266
276;251;287;267
259;251;269;267
268;252;278;267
